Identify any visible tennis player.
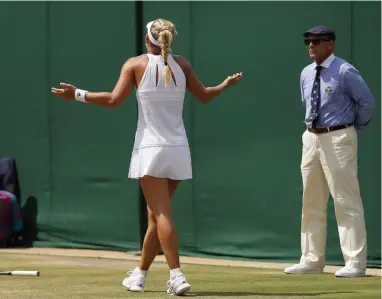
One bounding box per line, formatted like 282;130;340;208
51;18;242;295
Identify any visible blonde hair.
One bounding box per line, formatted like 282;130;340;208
149;19;177;87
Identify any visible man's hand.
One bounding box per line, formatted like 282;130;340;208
51;83;77;100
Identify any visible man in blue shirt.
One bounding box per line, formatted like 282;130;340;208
284;25;375;278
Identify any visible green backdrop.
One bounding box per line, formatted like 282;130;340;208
0;1;379;268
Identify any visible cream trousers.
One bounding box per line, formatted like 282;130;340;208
299;126;367;270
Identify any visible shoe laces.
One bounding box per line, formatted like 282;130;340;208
166;280;173;291
126;270;134;276
126;270;145;287
167;274;187;291
126;269;143;276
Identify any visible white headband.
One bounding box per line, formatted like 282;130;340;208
146;21;159;46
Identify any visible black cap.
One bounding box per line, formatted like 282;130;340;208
303;25;336;40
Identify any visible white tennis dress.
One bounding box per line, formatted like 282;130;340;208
128;54;192;180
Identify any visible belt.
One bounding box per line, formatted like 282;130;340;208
308;123;354;134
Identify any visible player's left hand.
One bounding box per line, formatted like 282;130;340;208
223;72;243;88
51;83;77;100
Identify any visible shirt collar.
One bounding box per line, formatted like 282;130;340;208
315;53;335;69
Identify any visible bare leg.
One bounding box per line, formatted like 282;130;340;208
138;208;160;271
139;179;180;270
139;177;180;270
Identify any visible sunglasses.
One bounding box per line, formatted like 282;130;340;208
304;38;329;46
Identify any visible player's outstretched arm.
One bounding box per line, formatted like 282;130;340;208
175;56;243;103
51;57;136;108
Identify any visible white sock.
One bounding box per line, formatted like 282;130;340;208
170;268;183;279
134;267;147;276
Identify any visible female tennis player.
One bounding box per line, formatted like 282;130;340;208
51;18;242;296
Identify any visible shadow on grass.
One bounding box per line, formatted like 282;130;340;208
186;291;357;297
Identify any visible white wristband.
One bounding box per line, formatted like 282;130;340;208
75;89;88;103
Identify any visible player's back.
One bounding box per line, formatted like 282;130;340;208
134;54;188;149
